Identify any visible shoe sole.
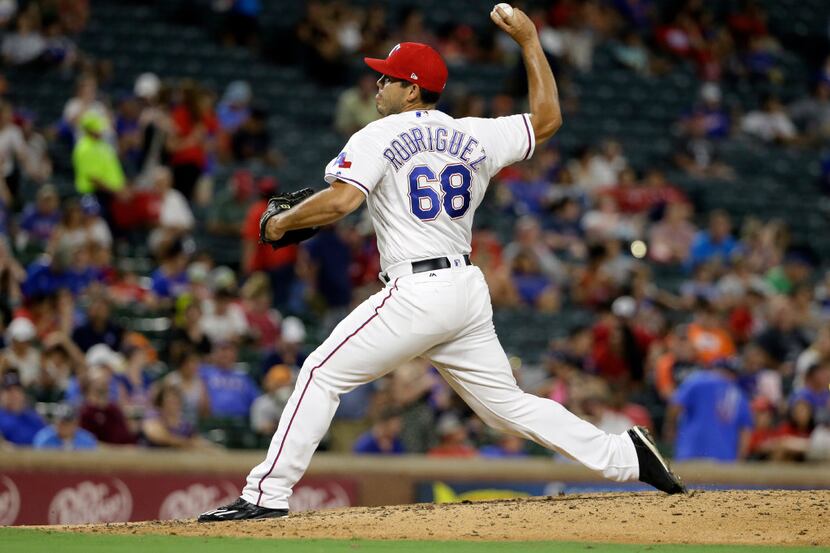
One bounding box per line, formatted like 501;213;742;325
631;426;687;493
198;512;289;522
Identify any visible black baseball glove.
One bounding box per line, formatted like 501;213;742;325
258;187;318;249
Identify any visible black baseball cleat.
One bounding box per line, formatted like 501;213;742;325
198;497;288;522
628;426;687;495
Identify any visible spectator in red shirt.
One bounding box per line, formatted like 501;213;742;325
427;414;477;458
648;202;696;264
79;367;136;445
167;80;217;201
241;177;298;309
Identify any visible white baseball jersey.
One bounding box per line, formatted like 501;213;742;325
324;110;535;269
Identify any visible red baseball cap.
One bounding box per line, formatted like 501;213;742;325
364;42;448;93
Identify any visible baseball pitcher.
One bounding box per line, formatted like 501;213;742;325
200;5;684;522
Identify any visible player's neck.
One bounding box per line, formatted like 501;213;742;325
398;102;436;114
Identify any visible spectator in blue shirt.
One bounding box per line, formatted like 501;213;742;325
18;184;61;250
668;359;754;462
71;292;123;352
790;362;830;420
0;370;46;446
353;410;405;454
32;403;98;450
150;239;190;302
682;83;731;139
217;81;252;134
687;210;740;271
200;340;259;418
300;226;352;316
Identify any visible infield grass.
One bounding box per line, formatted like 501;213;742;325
1;529;828;553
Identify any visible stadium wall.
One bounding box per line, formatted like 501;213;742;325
1;451;828;525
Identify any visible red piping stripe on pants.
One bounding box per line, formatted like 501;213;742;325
255;279;400;506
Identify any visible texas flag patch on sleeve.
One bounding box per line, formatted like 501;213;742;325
335;152;352;169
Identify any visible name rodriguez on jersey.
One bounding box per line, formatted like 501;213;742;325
381;122;487;173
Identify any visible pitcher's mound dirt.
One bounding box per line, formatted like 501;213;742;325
63;490;828;546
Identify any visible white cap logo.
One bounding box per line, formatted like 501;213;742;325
410;73;419;80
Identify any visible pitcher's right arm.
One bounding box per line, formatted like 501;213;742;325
491;6;563;143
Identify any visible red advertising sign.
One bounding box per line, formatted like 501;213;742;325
0;471;357;525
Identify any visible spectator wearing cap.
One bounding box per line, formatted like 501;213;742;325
1;317;40;386
667;357;753;462
353;408;405;455
199;340;259;419
72;110;126;224
78;364;136;445
682;83;731;140
65;343;128;406
427;413;477;458
32;403;98;450
133;73;168;182
242;176;300;309
260;316;308;377
217;80;252;135
0;370;46;446
250;364;293;436
18;184;60;251
200;267;250;345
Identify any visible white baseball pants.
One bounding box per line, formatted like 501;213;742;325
242;258;639;509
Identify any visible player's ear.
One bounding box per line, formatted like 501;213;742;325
407;83;421;104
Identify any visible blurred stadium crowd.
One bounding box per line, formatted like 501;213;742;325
0;0;829;464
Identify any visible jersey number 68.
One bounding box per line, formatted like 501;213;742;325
408;164;472;221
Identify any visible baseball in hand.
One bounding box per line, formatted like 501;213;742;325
492;3;513;18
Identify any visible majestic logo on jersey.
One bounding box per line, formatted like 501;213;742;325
335;152;352;169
